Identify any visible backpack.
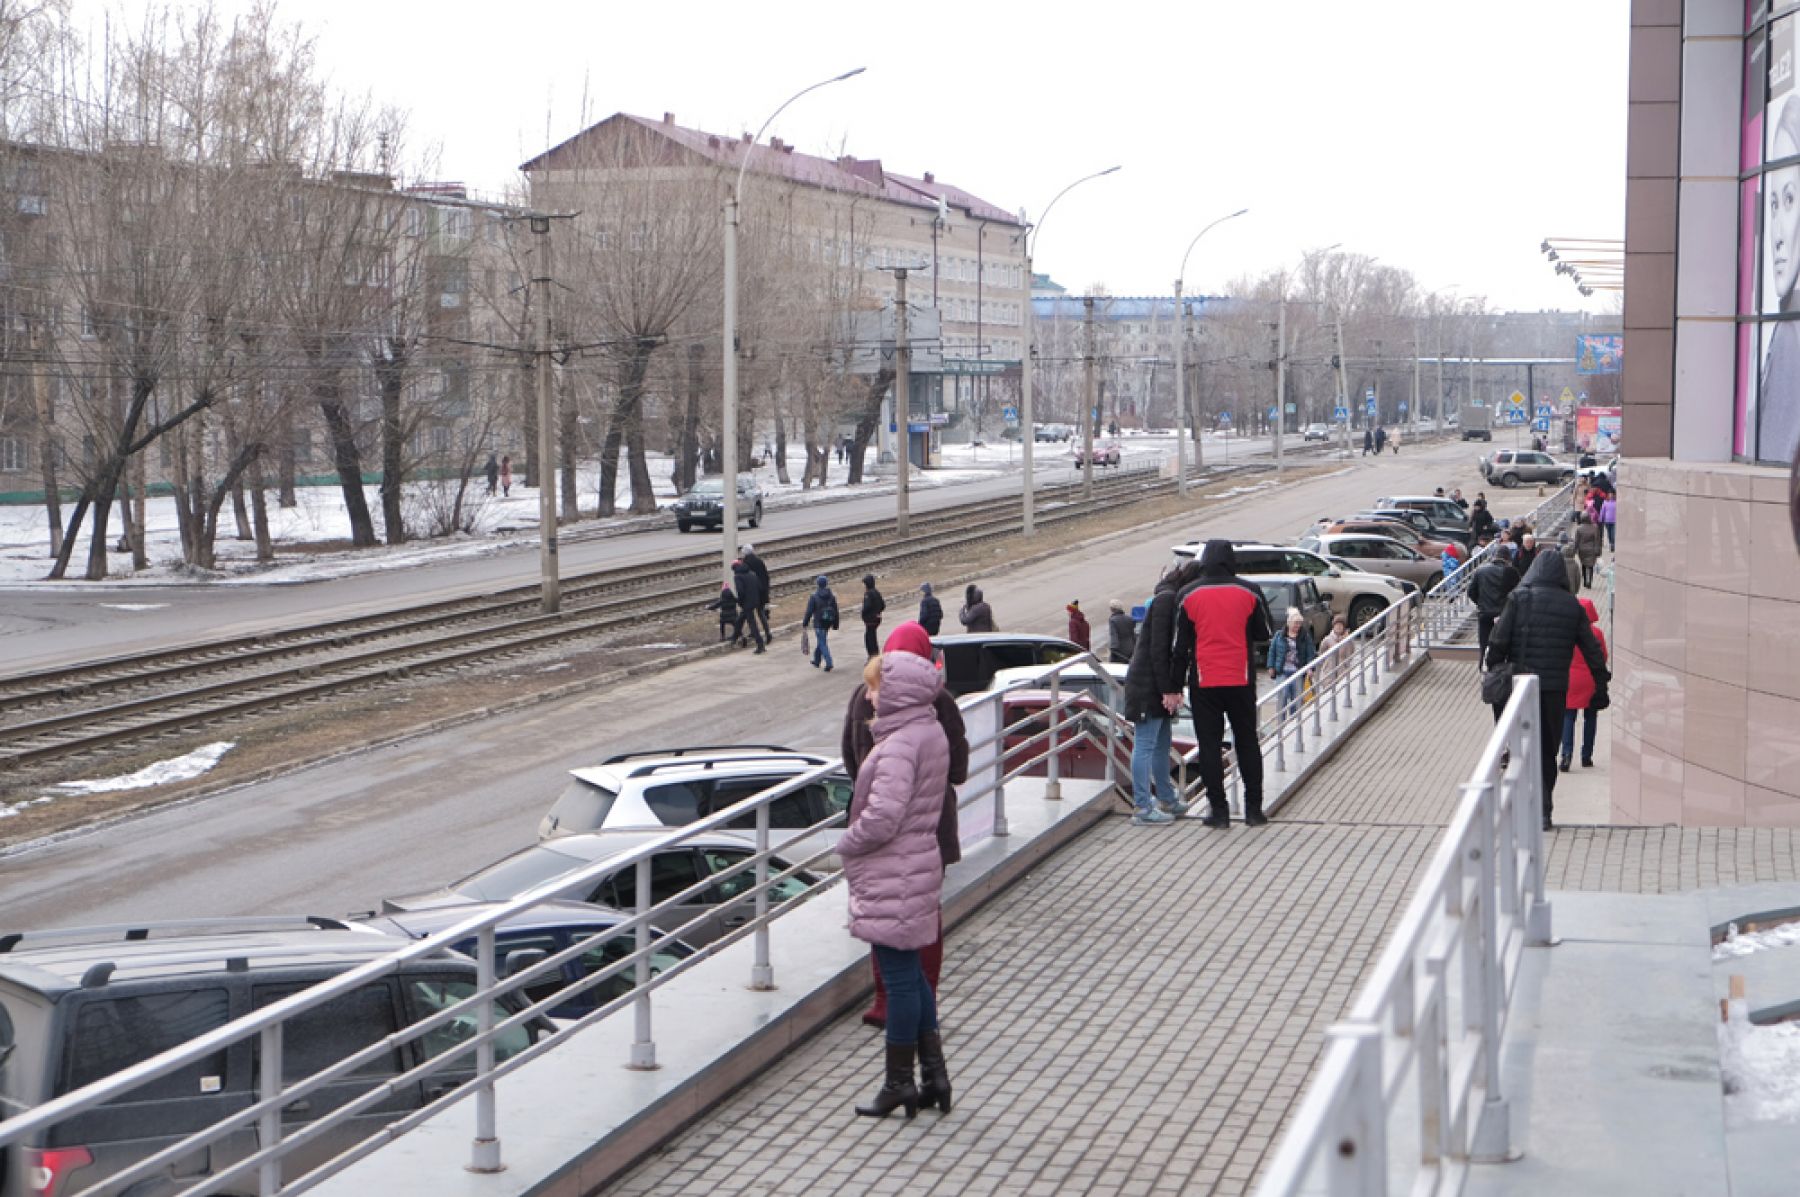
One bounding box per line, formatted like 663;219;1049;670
819;593;839;630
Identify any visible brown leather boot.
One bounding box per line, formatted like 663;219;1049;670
854;1044;919;1119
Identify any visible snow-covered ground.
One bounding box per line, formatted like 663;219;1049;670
1721;1013;1800;1122
0;741;235;819
1;434;1159;588
1715;921;1800;961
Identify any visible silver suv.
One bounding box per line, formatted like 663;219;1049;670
1480;449;1574;489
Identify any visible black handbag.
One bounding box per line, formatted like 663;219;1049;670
1481;662;1515;705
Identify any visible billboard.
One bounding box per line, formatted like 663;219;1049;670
1576;406;1623;455
835;307;944;376
1574;334;1623;375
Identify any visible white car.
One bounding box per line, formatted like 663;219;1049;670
1168;540;1412;628
1302;423;1330;442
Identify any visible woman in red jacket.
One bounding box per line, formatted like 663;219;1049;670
1561;597;1609;771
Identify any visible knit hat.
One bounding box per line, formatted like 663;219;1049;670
741;543;754;554
883;621;934;661
920;581;933;595
1067;600;1080;612
1109;599;1124;612
815;575;829;586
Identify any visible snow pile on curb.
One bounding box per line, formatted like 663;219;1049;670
1714;921;1800;960
1720;1015;1800;1121
51;742;236;795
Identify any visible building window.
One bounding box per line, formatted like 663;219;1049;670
1742;6;1800;464
0;437;25;471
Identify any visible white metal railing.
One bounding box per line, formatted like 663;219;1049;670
1251;674;1553;1196
0;652;1124;1197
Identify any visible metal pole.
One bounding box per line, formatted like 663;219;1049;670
629;856;657;1069
895;268;911;536
1174;281;1187;494
1412;320;1422;439
1082;296;1095;499
721;196;740;586
469;926;502;1171
258;1024;283;1196
751;802;774;990
531;218;560;613
1274;297;1286;475
1021;251;1037;536
1336;314;1351;459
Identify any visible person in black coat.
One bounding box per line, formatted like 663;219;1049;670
1469;499;1497;542
730;559;766;653
1107;599;1136;665
1123;563;1199;823
1362;427;1374;456
741;544;772;641
917;582;943;637
703;585;739;641
1469;543;1521;670
1487;551;1610;829
859;574;885;657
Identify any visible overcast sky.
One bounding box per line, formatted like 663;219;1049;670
79;0;1628;312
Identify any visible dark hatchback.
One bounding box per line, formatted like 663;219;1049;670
928;633;1087;696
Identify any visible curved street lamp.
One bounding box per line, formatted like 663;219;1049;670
1018;165;1120;532
1173;208;1248;493
721;67;865;584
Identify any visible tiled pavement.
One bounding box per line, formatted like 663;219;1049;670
608;660;1800;1196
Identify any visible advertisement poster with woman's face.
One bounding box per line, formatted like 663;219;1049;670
1762;13;1800;464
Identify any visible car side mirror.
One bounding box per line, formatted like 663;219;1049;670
1326;568;1341;578
503;948;550;980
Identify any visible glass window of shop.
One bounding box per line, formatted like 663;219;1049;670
1746;2;1800;464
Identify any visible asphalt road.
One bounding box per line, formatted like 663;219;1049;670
0;439;1522;931
0;433;1318;674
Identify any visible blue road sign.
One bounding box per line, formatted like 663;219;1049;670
1364;386;1375;402
1399;400;1408;414
1577;391;1588;403
1533;417;1550;433
1366;400;1377;417
1334;406;1349;421
1536;404;1554;420
1002;405;1018;421
1268;406;1279;419
1506;408;1527;425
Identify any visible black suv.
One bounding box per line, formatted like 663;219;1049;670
670;476;764;532
0;917;538;1197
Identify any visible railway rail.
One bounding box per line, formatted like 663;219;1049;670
0;460;1270;774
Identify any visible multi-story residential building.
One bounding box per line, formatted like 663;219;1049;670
519;112;1029;454
1031;293;1229;431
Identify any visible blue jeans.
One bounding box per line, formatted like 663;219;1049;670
873;944;938;1047
812;626;832;669
1603;521;1616;550
1130;716;1174;813
1561;707;1597;761
1278;673;1303;719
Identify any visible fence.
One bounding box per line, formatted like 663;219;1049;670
1250;674;1553;1196
0;654;1123;1197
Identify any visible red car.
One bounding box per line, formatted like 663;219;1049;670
1071;441;1121;467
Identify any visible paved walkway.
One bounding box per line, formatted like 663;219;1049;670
607;660;1800;1196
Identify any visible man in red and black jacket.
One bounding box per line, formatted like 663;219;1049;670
1174;540;1275;827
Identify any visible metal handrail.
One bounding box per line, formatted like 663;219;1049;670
1251;676;1554;1195
0;649;1125;1197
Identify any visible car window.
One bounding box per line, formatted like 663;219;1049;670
1235;550;1279;573
545;778;618;834
495;934;565;1006
604;850;706;909
571;931;689;1005
458;845;587;902
0;1003;12;1085
1037;645;1082;665
1283;552;1325;575
701;849;811;903
823;778;853;816
981;643;1041;674
253;982;401;1083
1298;536;1321;553
66;989;231;1099
408;979;530;1067
1332;540;1367;558
643;781;708;826
1377;541;1415;560
717;776;820;830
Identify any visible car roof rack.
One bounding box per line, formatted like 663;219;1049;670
599;745;796;767
621;753;829;780
0;915;352;955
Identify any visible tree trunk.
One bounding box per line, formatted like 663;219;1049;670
771;380;791;485
29;356;62;557
47;493;91;580
170;424;198;564
521;362;539;488
615;343;658;515
378;347;407;546
231;478;251;541
84;475;116;581
595;421;623;517
130;453;148;569
846;368;893;485
248;457;274;563
317;380;377;547
678;343;703;493
558;361;578;521
277;403;297;507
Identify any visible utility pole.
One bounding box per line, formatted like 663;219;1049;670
1274;299;1286;475
529;215;560;614
1020;257;1037;535
1335;314;1351;459
895;267;911;536
1412;321;1422;439
1082;295;1096;498
1173;284;1189;493
1435;328;1445;428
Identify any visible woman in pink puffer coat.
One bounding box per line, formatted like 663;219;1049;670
839;649;952;1120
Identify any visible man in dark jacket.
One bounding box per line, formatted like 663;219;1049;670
860;574;886;657
1469;543;1521;670
1469;499;1496;542
1174;541;1275;827
741;544;772;641
1487;551;1610;829
842;621;969;1028
1374;425;1388;454
917;582;943;637
1124;564;1198;824
730;559;766;653
1107;599;1136;665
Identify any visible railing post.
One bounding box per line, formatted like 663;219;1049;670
1104;704;1121;788
990;693;1009;837
750;803;774;991
1324;1024;1388;1196
1045;673;1063;800
1518;677;1554;946
258;1023;283;1197
1469;779;1520;1163
468;926;502;1173
629;858;658;1069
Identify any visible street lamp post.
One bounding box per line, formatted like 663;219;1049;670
1019;165;1120;536
1174;208;1247;495
721;67;864;584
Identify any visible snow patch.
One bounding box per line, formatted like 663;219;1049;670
99;602;170;611
53;742;235;795
634;642;685;650
1714;921;1800;961
0;795;56;819
538;662;573;673
1721;1016;1800;1122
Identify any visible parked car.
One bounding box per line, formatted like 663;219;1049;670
1245;575;1333;650
359;901;695;1022
1168;541;1411;630
1577;457;1618;484
1373;494;1473;539
1320;519;1465;566
1479;449;1574;489
1034;423;1073;443
381;830;824;948
1355;506;1472;549
670;475;764;532
537;747;850;866
930;633;1087;697
1071;440;1121;467
1300;534;1443;591
996;681;1199;786
1302;423;1330;442
0;917;541;1197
